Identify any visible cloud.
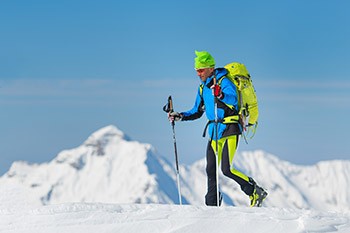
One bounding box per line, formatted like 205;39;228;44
0;79;123;107
2;78;348;108
141;78;198;88
0;79;118;96
257;79;350;90
253;78;350;106
0;78;185;107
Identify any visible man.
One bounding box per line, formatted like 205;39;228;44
169;50;267;207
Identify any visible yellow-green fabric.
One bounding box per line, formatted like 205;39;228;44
194;50;215;69
210;135;250;182
224;62;250;78
224;62;259;125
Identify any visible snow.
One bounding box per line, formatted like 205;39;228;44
0;125;350;232
0;184;349;233
0;199;349;233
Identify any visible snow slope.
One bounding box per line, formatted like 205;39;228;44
0;201;349;233
0;125;349;213
0;186;349;233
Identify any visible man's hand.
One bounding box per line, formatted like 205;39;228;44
211;84;223;99
168;112;182;122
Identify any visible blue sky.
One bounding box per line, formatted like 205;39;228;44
1;0;350;175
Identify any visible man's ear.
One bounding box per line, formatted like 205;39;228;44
209;67;215;75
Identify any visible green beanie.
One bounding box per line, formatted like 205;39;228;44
194;50;215;69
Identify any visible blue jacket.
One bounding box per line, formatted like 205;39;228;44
181;68;241;140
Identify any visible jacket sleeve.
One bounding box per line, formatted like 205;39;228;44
181;87;205;121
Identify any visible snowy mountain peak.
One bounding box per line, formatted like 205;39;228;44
84;125;128;145
0;125;181;205
0;125;349;212
82;125;130;157
52;125;129;167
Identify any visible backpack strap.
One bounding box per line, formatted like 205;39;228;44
198;76;236;111
218;76;236;111
202;115;240;137
199;83;204;97
199;75;242;137
217;76;225;85
199;75;224;97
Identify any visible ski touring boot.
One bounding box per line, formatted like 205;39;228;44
249;179;268;207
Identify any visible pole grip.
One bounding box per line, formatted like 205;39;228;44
163;95;174;114
168;96;173;113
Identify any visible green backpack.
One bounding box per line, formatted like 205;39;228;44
199;62;259;136
224;62;259;127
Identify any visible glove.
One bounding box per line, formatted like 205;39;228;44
168;112;182;122
211;84;223;98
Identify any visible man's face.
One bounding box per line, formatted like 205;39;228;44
196;68;214;82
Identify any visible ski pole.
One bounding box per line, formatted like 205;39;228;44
163;96;182;205
213;77;220;207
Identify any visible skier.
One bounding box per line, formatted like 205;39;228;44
168;50;267;207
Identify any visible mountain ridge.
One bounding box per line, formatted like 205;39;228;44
0;125;349;212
